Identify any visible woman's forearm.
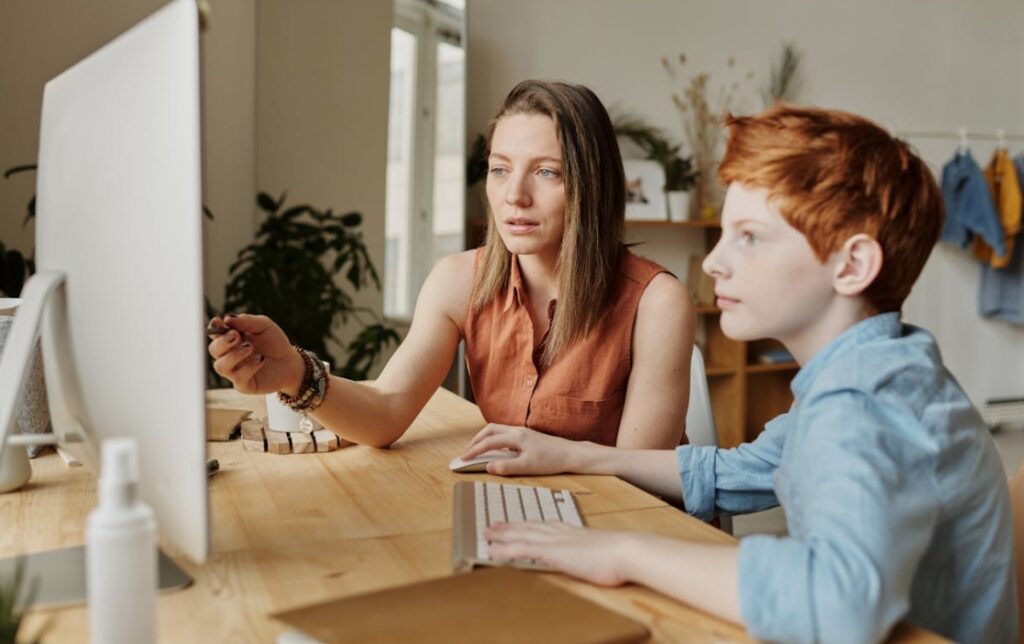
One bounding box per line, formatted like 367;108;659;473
307;378;413;448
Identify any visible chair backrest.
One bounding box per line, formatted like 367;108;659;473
683;346;732;534
1010;462;1024;642
685;346;718;448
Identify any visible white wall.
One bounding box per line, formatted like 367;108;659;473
467;0;1024;406
202;0;257;310
0;0;395;371
0;0;258;311
257;0;392;354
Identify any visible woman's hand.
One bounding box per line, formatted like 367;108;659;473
485;522;635;587
207;314;304;395
461;423;584;476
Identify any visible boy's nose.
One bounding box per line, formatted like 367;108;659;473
702;242;729;279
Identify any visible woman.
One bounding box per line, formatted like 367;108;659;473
208;80;695;451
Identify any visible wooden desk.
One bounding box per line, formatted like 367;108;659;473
4;388;944;642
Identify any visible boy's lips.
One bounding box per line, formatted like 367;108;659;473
716;293;740;309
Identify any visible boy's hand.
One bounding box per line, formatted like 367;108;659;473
485;522;634;587
461;424;579;476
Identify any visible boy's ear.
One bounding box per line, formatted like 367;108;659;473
832;234;883;297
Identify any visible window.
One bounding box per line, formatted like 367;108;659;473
384;0;465;319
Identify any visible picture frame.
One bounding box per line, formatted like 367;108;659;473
623;159;667;221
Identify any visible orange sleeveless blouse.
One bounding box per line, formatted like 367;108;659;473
463;249;669;445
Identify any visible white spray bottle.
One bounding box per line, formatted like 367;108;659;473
86;438;157;643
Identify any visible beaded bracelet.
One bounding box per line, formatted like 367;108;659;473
277;346;329;413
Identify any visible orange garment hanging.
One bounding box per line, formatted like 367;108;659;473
973;148;1022;268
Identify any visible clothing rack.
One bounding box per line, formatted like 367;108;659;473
896;129;1024;144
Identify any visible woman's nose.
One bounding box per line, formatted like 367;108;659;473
505;174;532;208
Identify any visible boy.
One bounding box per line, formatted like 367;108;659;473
462;106;1018;643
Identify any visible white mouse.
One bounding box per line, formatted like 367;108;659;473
448;449;518;473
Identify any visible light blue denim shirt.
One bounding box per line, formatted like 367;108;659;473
676;313;1017;643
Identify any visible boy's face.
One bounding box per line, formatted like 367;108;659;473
703;183;839;351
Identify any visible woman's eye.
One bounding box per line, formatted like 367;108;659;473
489;167;507;177
537;168;560;178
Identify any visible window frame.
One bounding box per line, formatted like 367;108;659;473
386;0;464;322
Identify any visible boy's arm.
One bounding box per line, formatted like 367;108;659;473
675;412;790;519
462;411;791;513
488;390;940;641
736;390;939;643
486;522;745;626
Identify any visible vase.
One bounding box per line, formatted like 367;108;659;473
666;191;691;222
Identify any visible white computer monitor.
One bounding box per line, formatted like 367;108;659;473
0;0;209;566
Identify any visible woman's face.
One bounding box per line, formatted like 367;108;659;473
486;113;567;260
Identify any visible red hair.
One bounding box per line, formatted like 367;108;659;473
718;105;944;312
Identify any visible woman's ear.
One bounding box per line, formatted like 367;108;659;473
832;233;883;297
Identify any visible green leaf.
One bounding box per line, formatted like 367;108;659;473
220;189;400;384
256;191;278;213
0;250;27;298
280;205;310;221
273;191;288;211
2;164;36;179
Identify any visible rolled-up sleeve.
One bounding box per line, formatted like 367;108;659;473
736;390;939;644
675;413;790;520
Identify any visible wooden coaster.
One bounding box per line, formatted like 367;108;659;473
239;418;350;454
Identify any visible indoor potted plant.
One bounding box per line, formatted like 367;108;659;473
663;154;698;222
612;114;697;221
215;191;400;385
0;557;47;644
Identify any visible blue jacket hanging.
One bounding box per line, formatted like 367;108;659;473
941;150;1004;256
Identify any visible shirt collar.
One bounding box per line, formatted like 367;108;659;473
503;255;526;312
956;149;982;175
791;312;902;397
502;255;559;318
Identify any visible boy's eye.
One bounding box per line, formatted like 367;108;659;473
740;231;758;245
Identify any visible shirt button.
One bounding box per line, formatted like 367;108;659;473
525;377;535;387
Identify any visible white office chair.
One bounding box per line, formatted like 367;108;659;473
685;346;718;449
683;346;732;534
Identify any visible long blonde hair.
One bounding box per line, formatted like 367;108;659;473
471;80;626;366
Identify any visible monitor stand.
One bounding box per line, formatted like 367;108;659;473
0;546;192;608
0;272;194;599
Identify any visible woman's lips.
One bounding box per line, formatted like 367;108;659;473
505;219;539;235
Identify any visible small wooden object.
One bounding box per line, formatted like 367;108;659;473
239;418;350;454
205;407;251;441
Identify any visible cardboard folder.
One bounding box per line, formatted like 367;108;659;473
271;567;649;644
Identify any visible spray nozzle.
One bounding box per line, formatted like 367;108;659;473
99;438;140;508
